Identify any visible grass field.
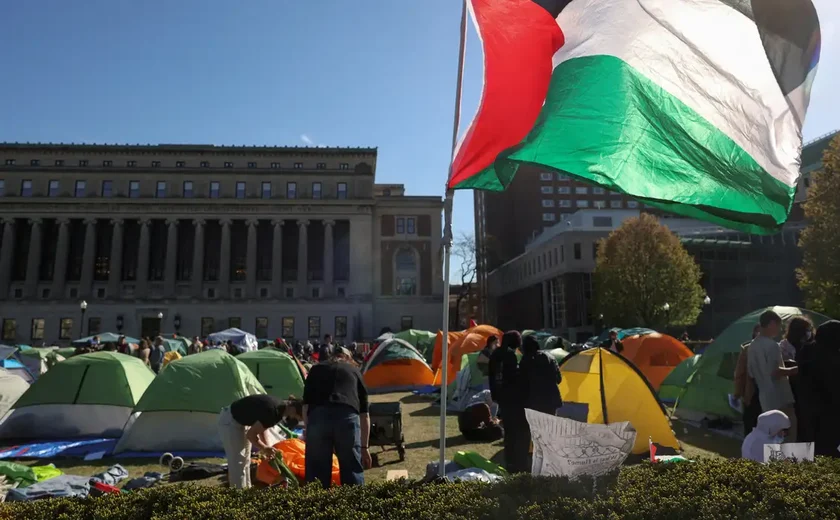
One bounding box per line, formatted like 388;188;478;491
18;392;742;486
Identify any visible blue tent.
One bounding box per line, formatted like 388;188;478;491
208;328;258;353
72;333;139;346
585;327;656;346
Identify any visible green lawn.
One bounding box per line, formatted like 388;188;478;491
16;392;742;486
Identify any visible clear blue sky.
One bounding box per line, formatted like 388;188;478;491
1;0;838;282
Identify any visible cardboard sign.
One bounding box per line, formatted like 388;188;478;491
763;442;815;463
525;409;636;478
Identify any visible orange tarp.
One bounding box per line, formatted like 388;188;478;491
432;325;502;386
256;438;339;486
431;331;466;372
621;333;694;390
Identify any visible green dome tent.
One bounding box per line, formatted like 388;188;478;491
237;349;305;400
393;329;437;363
115;350;265;452
17;348;64;378
658;354;701;403
0;352;155;440
675;306;831;419
0;368;29;420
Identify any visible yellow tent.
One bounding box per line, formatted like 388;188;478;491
558;347;679;454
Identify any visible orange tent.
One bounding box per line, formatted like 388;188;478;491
363;338;435;391
431;330;467;372
620;333;694;390
432;325;502;386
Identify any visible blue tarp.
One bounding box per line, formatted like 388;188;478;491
72;333;139;346
586;327;657;346
0;439;116;459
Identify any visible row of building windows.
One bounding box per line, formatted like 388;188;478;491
541;201;639;219
540;185;609;195
4;158;352;170
1;179;348;200
2;314;416;342
502;241;597;285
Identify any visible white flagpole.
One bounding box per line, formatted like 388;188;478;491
439;0;468;478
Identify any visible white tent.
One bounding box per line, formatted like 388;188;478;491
0;369;29;419
207;328;258;353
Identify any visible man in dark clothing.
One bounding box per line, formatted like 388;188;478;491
303;347;371;487
602;330;624;354
519;336;563;415
489;330;530;474
796;320;840;457
217;394;303;488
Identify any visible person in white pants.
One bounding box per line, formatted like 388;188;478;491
217;394;302;489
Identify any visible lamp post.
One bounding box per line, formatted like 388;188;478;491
174;314;181;333
116;315;124;332
598;314;605;334
662;302;670;329
79;300;88;338
704;295;711;306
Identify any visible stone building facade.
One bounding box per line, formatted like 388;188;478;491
0;143;443;344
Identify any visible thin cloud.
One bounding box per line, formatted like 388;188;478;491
300;134;315;146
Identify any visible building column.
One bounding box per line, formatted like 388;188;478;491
191;219;205;298
24;218;42;298
323;219;334;297
219;219;232;298
108;219;123;299
79;218;97;298
51;218;69;299
0;219;15;299
297;219;309;297
164;218;178;298
271;220;283;298
136;219;151;298
246;219;258;298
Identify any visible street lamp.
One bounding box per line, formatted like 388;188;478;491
79;300;88;338
174;314;181;332
704;295;711;306
157;312;163;319
662;302;670;329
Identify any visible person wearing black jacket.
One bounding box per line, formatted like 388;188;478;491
519;336;563;415
601;330;624;354
303;346;371;487
796;320;840;457
489;331;529;473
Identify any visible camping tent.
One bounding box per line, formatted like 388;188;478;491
115;350;265;452
675;306;831;419
445;352;490;412
161;335;191;355
55;347;77;359
238;349;305;400
17;348;64;378
72;333;140;346
0;352;155;440
0;369;29;419
659;355;701;403
393;329;437;363
558;347;680;454
207;328;258;353
620;333;694;390
586;328;656;347
433;325;502;386
431;330;467;372
363;338;435;392
0;347;34;383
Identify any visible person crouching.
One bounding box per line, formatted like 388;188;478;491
217;394;303;489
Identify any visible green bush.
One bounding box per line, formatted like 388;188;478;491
1;458;839;519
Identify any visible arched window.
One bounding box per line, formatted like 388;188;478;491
395;247;418;296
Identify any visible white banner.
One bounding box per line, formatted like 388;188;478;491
763;442;815;463
525;409;636;478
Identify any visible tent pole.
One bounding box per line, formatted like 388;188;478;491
439;0;469;479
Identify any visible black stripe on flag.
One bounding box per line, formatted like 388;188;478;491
719;0;820;96
531;0;574;18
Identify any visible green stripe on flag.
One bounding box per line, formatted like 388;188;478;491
455;55;795;234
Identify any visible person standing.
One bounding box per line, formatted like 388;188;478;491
116;335;132;356
602;330;624;354
149;337;166;374
489;331;529;473
477;335;498;377
519;336;563;416
303;346;371;487
747;311;798;441
217;394;303;489
796;320;840;456
734;324;762;435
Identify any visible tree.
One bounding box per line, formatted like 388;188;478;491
797;135;840;317
451;232;478;328
594;213;705;329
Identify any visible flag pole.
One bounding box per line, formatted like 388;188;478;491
439;0;468;478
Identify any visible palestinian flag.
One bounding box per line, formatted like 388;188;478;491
448;0;822;233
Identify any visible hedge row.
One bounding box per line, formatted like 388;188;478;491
2;458;840;519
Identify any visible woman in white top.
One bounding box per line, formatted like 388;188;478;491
741;410;791;462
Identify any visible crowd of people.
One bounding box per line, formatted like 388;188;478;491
736;311;840;460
